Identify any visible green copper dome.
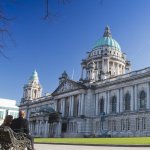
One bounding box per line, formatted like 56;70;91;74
93;26;121;51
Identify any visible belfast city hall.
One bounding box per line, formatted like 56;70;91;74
20;26;150;137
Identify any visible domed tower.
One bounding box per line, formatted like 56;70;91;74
81;26;131;82
21;70;42;102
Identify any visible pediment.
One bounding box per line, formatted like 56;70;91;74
52;79;86;95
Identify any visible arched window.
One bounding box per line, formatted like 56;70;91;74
100;98;104;113
124;93;130;111
34;90;37;98
139;90;146;109
112;96;117;113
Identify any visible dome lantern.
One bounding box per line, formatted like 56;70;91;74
103;25;112;37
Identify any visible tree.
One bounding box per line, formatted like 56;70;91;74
43;0;70;20
0;0;70;58
0;5;12;59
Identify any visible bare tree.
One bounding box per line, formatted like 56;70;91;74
0;0;71;59
0;7;12;59
43;0;70;20
0;0;76;58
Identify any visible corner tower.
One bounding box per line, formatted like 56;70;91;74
81;26;131;82
21;70;42;102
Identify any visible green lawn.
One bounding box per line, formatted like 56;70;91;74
34;137;150;145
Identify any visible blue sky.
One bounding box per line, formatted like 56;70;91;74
0;0;150;103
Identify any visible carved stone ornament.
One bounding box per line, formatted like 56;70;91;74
52;79;85;95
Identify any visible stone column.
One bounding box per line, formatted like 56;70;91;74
95;94;99;116
32;122;34;135
30;122;32;133
107;59;109;74
31;88;34;99
63;99;65;117
134;85;138;110
40;120;42;136
102;58;105;74
60;99;63;116
45;121;48;137
116;63;118;75
117;89;120;113
37;121;40;136
123;66;125;74
58;122;62;137
71;96;74;116
130;86;134;111
120;88;123;112
61;99;65;117
80;93;85;115
118;63;120;75
78;94;81;116
147;82;150;109
31;122;33;135
35;121;38;136
69;96;72;116
97;61;99;70
47;122;50;137
54;102;57;111
29;122;32;134
107;91;110;114
28;121;31;131
104;92;107;113
113;62;115;75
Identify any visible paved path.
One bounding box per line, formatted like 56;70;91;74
35;144;150;150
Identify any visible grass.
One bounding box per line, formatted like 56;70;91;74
34;137;150;145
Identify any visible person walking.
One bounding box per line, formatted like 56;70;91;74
11;110;35;150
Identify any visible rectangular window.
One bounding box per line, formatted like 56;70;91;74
121;119;125;131
136;118;140;130
121;119;124;131
126;119;130;130
111;120;113;131
96;121;99;131
112;120;116;131
142;117;146;130
108;120;111;131
114;120;116;131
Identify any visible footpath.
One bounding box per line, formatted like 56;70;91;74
35;142;150;147
34;144;150;150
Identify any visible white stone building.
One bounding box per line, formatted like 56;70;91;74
20;26;150;137
0;98;19;125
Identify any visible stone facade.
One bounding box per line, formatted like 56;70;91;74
20;26;150;137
